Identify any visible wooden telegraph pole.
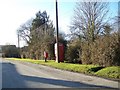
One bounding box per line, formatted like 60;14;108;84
17;31;21;58
18;33;20;48
56;0;59;63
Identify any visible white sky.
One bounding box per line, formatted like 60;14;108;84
0;0;119;47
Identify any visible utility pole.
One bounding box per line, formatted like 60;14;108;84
56;0;59;63
18;32;21;58
18;33;20;48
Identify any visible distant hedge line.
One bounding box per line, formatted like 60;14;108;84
2;45;20;58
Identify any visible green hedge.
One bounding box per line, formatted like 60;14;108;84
81;33;120;67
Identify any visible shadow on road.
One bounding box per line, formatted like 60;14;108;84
2;62;26;88
22;75;111;88
2;62;116;89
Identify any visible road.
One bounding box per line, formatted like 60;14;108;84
1;58;119;89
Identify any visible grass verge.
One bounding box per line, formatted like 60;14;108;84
5;58;120;79
95;66;120;79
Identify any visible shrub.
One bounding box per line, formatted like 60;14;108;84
65;45;80;63
81;42;92;64
2;45;20;58
65;39;81;63
80;32;120;67
90;33;120;66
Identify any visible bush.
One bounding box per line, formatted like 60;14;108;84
65;45;79;63
65;39;81;63
80;32;120;67
81;42;92;64
90;33;120;66
2;45;20;58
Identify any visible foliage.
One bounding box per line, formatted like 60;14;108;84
68;1;120;67
2;45;20;58
28;11;55;59
81;41;92;64
68;1;120;66
18;11;55;60
32;11;49;30
90;32;120;66
65;38;81;63
80;32;120;66
17;2;120;67
20;46;29;58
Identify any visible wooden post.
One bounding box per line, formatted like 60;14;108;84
56;0;59;63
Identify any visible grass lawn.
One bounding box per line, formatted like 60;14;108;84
95;66;120;79
6;58;120;79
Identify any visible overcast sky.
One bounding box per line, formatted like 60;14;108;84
0;0;119;47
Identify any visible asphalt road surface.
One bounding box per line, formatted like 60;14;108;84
1;58;119;89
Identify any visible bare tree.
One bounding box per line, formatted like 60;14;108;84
70;1;109;42
113;16;120;32
17;19;33;44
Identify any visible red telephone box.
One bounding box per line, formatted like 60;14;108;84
55;43;64;62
